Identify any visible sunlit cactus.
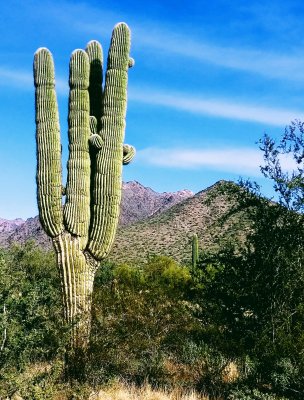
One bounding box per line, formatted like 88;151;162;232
33;23;135;378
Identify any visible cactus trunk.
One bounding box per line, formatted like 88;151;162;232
33;23;135;379
53;234;97;378
53;234;97;342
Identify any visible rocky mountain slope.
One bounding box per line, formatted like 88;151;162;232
0;218;25;246
0;180;245;264
110;180;246;264
0;218;25;232
0;181;194;249
119;181;193;225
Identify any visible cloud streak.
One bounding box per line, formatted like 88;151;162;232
61;2;304;82
130;88;304;126
134;29;304;82
137;146;298;176
1;64;301;127
0;67;68;94
0;67;33;87
137;147;263;175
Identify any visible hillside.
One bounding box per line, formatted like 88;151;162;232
0;217;25;245
0;180;246;264
110;180;246;264
119;181;193;225
0;181;193;249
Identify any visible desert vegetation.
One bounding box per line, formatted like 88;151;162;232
0;13;303;400
1;122;303;398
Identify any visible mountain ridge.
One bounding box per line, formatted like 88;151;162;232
0;181;194;248
0;180;241;265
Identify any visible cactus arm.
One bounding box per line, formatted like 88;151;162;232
63;50;91;241
123;144;136;164
88;116;104;150
34;48;64;237
89;134;104;149
87;23;131;260
86;40;103;129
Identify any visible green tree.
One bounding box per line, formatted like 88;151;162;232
190;123;304;397
0;242;62;371
259;119;303;211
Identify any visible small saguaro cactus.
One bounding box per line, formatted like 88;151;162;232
192;234;199;269
34;23;135;376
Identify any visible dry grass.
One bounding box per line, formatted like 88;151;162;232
89;382;210;400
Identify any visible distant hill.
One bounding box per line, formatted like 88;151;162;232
110;180;246;264
0;215;47;249
0;180;245;264
119;181;193;225
0;181;194;249
0;217;25;246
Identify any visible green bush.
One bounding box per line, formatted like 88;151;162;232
0;242;63;370
89;255;194;385
228;388;288;400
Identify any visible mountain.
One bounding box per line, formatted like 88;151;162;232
110;180;245;264
0;218;25;246
119;181;193;225
0;218;24;233
0;181;194;249
0;180;244;265
1;216;48;248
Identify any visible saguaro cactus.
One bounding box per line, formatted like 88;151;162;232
33;23;135;376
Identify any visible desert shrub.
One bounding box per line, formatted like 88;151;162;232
228;388;288;400
89;255;194;385
0;242;63;370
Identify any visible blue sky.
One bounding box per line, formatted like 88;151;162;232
0;0;304;219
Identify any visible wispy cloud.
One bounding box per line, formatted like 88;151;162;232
1;63;302;126
0;67;33;87
132;28;304;82
19;2;304;83
137;147;263;175
137;146;299;175
0;66;68;94
60;2;304;83
130;87;304;126
9;1;304;89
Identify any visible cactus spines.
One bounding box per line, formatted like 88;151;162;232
192;234;199;269
64;49;91;239
34;48;64;238
34;23;134;376
123;144;136;164
87;22;131;260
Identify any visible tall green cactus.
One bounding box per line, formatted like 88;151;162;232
192;234;199;269
34;23;135;377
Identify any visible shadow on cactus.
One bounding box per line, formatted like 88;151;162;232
33;22;135;380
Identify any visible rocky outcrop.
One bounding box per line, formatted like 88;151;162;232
119;181;193;225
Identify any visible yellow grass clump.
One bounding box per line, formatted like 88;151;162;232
89;381;209;400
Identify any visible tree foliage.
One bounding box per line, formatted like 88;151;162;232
190;123;304;397
0;242;62;371
259;119;304;211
